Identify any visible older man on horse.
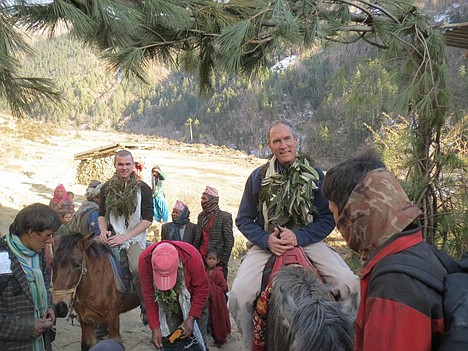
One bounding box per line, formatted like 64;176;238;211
229;120;359;350
98;149;154;325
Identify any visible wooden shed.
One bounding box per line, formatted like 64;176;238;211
74;143;156;185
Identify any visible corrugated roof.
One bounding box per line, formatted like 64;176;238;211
439;23;468;49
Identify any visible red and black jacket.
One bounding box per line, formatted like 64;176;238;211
356;224;447;351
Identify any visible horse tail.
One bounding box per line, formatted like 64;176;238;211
267;265;354;351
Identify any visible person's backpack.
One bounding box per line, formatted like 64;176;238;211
371;246;468;351
63;205;97;236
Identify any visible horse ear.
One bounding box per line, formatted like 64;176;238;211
53;232;63;249
78;234;95;251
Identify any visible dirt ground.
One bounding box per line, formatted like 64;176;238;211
52;308;245;350
0;114;263;350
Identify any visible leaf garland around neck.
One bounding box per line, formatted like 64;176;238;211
105;172;140;222
259;156;319;227
154;267;184;317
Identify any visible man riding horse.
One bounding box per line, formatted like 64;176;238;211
229;120;359;350
98;149;154;325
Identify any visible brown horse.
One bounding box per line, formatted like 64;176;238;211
52;233;140;351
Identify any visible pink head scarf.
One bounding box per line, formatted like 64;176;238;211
52;184;69;201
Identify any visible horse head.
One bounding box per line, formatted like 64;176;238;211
52;233;94;317
267;264;355;351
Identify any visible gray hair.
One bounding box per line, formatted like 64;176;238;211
266;120;298;144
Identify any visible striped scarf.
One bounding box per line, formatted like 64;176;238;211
201;195;219;230
6;233;47;351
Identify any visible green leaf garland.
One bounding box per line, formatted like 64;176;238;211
259;157;319;230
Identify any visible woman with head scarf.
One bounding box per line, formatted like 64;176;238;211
49;184;74;215
161;200;197;244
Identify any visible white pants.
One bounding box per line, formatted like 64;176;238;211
228;241;359;351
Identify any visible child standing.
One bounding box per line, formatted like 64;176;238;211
205;251;231;347
59;211;73;232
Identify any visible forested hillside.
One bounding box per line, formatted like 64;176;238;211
17;35;467;167
11;0;465;168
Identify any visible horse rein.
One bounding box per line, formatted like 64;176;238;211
51;254;87;322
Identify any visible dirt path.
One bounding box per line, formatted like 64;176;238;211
0;115;258;351
52;308;245;351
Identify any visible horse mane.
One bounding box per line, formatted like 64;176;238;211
55;233;112;262
267;265;354;351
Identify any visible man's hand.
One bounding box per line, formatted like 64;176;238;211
45;308;56;324
99;230;112;244
107;233;128;247
151;327;163;349
32;318;52;337
267;227;297;256
180;316;195;339
279;227;298;246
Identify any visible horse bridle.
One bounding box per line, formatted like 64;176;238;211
51;254;87;322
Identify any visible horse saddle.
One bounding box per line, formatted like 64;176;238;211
108;254;130;294
261;247;323;291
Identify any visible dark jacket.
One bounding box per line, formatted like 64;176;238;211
0;238;54;351
357;225;447;351
235;163;335;250
161;222;197;245
440;254;468;350
193;210;234;266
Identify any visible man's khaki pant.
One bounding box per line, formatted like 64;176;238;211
228;242;359;351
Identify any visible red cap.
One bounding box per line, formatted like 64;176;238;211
151;243;179;291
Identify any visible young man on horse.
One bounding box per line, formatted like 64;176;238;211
98;149;154;324
138;241;209;350
229;120;359;350
0;203;61;351
322;151;455;351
